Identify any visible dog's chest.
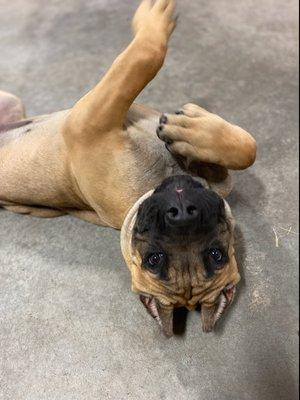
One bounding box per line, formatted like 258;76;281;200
125;116;183;188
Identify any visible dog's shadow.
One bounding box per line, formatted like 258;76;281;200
173;225;247;336
173;307;189;335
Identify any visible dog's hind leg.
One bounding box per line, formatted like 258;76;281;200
67;209;107;226
0;202;66;218
0;91;25;126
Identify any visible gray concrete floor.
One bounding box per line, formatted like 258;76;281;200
0;0;299;399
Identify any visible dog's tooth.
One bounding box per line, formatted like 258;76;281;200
214;294;227;323
226;283;234;290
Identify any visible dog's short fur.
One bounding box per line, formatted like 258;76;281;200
0;0;256;336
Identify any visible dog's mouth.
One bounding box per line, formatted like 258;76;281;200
140;295;162;325
140;283;236;335
213;283;237;324
223;282;236;304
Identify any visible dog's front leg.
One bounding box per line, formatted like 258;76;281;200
61;1;177;227
157;104;257;170
63;0;176;146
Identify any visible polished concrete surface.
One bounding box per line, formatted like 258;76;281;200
0;1;299;399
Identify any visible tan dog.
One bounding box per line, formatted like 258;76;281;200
0;0;256;336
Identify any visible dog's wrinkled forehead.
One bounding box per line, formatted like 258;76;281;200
135;175;226;241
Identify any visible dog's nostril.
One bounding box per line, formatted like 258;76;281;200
187;205;197;216
167;207;179;218
166;204;199;226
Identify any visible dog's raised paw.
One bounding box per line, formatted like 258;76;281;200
156;111;195;157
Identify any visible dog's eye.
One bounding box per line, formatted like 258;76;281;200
208;248;223;264
142;251;168;279
147;252;165;267
202;247;228;278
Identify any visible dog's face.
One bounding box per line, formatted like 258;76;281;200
121;175;240;337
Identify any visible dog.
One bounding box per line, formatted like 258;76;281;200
0;0;256;336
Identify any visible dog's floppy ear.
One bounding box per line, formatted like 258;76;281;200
140;295;174;337
135;196;159;233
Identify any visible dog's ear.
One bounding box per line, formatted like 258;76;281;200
135;196;159;233
140;295;173;337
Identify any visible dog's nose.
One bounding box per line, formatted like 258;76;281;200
165;204;198;226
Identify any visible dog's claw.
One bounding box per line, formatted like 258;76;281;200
159;114;168;124
156;125;164;139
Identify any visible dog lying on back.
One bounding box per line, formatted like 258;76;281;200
0;0;256;336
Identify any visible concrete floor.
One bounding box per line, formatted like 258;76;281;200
0;0;299;399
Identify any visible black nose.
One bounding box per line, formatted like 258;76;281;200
166;204;199;226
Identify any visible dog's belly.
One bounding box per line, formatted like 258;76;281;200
0;111;66;147
0;104;177;219
0;110;86;209
0;103;199;227
0;120;33;146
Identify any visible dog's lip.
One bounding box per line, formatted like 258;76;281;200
140;283;237;334
140;295;162;326
223;283;236;304
140;283;236;311
212;283;236;325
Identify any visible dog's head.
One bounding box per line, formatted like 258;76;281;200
121;175;240;337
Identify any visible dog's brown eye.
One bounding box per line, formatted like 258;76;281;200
202;247;228;278
141;250;168;280
142;251;168;279
148;253;165;267
208;248;223;263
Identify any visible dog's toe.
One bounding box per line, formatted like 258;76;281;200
157;112;192;145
